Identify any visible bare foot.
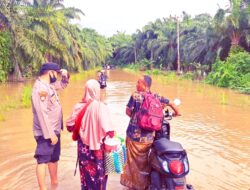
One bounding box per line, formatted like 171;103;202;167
50;181;58;190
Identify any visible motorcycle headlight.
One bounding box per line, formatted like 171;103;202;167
162;160;169;173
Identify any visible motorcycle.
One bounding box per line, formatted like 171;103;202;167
148;99;194;190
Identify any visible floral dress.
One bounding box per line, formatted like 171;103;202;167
126;91;155;143
121;91;169;189
78;140;107;190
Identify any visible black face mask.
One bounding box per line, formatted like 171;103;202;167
49;73;57;83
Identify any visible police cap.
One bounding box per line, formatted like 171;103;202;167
40;62;61;74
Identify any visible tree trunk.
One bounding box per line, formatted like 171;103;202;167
11;53;24;82
7;20;24;82
150;50;154;62
230;31;240;46
134;47;137;63
83;59;88;70
166;60;172;70
176;17;181;73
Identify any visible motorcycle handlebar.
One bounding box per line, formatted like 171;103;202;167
163;109;173;120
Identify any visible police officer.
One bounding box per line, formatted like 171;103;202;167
31;62;69;190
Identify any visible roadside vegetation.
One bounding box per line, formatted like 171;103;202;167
0;0;112;82
0;0;249;94
0;85;32;121
0;69;99;121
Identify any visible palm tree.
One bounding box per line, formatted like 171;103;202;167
69;28;112;70
0;0;29;81
0;0;85;79
25;0;84;72
213;0;250;56
109;31;135;65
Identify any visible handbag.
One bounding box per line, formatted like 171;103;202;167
104;144;126;175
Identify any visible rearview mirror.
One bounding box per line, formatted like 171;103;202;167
173;98;181;106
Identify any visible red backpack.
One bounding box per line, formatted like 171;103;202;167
136;93;163;131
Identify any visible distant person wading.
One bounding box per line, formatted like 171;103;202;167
97;70;107;89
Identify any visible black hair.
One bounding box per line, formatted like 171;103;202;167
143;75;152;88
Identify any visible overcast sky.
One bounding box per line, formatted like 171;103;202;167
64;0;229;37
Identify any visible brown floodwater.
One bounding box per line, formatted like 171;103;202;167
0;70;249;190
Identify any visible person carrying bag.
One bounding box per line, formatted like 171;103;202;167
67;99;93;141
66;79;115;190
103;136;126;175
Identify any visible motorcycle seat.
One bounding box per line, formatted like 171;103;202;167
153;138;184;154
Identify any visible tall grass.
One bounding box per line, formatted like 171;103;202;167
0;85;32;121
220;92;229;105
0;95;21;122
21;85;32;108
124;66;180;84
70;69;99;82
0;113;5;122
0;70;98;122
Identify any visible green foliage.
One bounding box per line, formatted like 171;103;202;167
229;45;245;54
1;0;250;84
21;85;32;108
0;31;12;82
79;28;113;69
0;84;33;121
206;50;250;93
145;69;162;76
109;0;250;86
0;113;5;122
137;59;152;70
182;72;195;80
70;70;99;82
163;71;178;81
0;95;18;117
0;0;100;79
227;50;250;75
151;69;161;75
220;92;229;105
146;69;178;82
124;64;140;71
109;31;132;48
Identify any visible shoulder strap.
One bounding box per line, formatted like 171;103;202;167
72;100;93;141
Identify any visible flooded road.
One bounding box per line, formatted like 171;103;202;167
0;70;249;190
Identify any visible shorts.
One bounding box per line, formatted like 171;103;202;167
100;84;107;89
34;134;61;164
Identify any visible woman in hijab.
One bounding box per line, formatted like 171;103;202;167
66;79;115;190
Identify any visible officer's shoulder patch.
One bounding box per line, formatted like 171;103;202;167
39;91;48;101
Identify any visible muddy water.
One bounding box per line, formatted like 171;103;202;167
0;70;249;190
